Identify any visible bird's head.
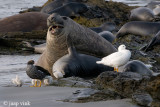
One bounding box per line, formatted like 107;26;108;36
118;44;126;51
27;60;34;65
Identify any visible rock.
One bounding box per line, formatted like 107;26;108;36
96;71;150;97
151;100;160;107
0;30;47;39
62;88;123;103
63;88;98;102
0;31;47;54
19;6;42;13
49;77;94;88
132;93;153;107
146;75;160;101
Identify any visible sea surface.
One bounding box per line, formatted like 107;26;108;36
0;0;160;19
0;0;48;19
106;0;160;6
0;55;40;87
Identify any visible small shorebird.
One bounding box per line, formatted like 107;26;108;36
12;75;23;87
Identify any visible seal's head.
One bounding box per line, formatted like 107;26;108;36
47;13;67;35
77;3;88;13
27;60;34;65
101;22;116;31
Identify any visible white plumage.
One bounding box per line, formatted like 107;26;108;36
11;75;23;87
153;4;160;16
96;44;131;72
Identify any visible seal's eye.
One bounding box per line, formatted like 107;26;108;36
62;17;67;20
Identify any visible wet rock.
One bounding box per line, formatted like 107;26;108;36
62;88;123;103
49;77;95;88
63;88;98;102
0;30;47;54
96;71;150;97
0;30;47;39
132;93;153;107
19;6;42;13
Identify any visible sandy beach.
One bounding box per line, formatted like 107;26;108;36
0;86;139;107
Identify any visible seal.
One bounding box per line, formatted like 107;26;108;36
98;31;115;43
119;60;157;76
116;21;160;38
48;2;88;17
143;30;160;52
53;46;113;79
0;12;49;33
130;7;155;21
89;22;116;33
147;1;160;10
25;31;114;53
41;0;86;14
36;13;117;77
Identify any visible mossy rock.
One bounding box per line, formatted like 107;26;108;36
73;16;104;27
86;0;134;26
147;75;160;100
42;0;54;8
0;30;47;39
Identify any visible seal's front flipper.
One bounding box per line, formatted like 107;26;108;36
21;41;34;52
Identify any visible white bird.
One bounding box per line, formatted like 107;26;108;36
11;75;23;87
153;4;160;16
96;44;131;72
43;76;54;86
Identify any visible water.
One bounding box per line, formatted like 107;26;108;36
106;0;160;6
0;0;160;19
0;0;48;19
0;55;40;87
108;0;150;6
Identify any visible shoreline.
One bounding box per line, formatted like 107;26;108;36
0;86;139;107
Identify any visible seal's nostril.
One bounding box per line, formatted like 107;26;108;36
62;17;67;20
51;17;55;20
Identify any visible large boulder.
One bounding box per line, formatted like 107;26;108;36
96;71;150;97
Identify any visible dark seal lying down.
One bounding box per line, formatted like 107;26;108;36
53;46;114;79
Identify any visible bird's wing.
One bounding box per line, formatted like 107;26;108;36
36;66;51;76
102;52;124;62
12;79;16;84
109;52;130;67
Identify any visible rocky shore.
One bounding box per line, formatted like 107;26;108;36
0;0;160;106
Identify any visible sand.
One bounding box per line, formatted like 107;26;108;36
0;86;139;107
